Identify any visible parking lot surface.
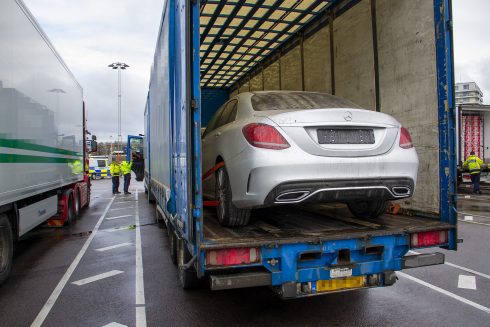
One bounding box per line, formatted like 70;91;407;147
0;179;489;327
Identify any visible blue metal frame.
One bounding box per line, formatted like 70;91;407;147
434;0;457;250
191;0;203;255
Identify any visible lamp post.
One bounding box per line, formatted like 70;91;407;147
108;62;129;150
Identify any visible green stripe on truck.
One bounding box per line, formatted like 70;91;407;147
0;138;81;156
0;154;79;163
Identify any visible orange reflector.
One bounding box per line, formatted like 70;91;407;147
206;247;260;267
47;219;65;227
410;230;448;248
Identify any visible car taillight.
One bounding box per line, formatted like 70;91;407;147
242;123;290;150
206;247;260;267
399;127;413;149
410;230;448;248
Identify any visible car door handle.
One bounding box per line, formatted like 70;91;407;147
215;132;221;137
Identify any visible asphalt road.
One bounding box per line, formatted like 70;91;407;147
1;179;489;327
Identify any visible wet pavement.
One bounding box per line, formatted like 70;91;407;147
0;179;489;326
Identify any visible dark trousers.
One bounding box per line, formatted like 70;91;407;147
112;176;120;194
124;174;131;193
470;173;481;193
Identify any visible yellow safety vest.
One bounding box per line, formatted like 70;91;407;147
464;155;484;174
110;163;121;176
120;161;133;175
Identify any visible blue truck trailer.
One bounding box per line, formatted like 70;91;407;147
144;0;457;298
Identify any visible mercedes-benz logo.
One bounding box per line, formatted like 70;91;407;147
344;111;353;122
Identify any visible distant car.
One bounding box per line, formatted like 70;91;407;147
202;91;419;226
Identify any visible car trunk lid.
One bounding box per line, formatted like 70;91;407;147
256;108;400;157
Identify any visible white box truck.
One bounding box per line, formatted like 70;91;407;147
0;0;95;284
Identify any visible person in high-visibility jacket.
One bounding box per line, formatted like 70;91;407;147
110;159;122;195
463;151;485;194
120;160;133;195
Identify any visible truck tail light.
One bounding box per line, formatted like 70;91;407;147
206;247;260;267
399;127;413;149
242;123;290;150
410;230;448;248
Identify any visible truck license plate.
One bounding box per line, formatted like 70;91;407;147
330;267;353;278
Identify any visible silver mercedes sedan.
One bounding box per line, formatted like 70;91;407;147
202;91;418;226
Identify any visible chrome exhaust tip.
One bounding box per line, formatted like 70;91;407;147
392;187;410;196
275;190;310;202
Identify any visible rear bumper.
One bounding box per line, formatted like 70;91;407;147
263;178;414;205
225;140;418;209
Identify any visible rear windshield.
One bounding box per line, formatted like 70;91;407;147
251;92;361;111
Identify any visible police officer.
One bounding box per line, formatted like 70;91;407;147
110;158;121;195
120;159;133;195
463;151;485;194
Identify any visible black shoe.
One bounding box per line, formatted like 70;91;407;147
116;191;121;194
125;192;132;195
478;191;483;195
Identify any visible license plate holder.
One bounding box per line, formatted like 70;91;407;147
330;267;353;278
317;128;375;144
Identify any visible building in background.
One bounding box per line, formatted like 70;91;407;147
455;82;483;105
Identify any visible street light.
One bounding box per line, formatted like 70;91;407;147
108;62;129;150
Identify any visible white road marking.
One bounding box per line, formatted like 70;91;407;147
464;215;474;221
106;214;132;220
136;307;146;327
96;242;132;252
31;196;116;327
102;226;135;233
102;323;127;327
458;275;477;290
111;206;134;211
458;219;490;227
458;211;490;219
135;191;147;327
409;250;490;280
464;195;471;199
398;272;490;314
72;270;124;286
445;262;490;280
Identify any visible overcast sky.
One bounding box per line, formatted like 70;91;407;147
23;0;489;141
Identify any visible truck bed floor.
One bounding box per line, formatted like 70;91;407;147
202;204;452;249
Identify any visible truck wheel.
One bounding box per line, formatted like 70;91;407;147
215;167;251;227
348;200;388;219
66;194;74;225
91;173;96;180
169;229;177;265
74;190;81;219
0;215;14;285
177;237;199;289
86;184;91;207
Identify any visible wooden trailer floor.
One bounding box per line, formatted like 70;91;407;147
201;204;453;249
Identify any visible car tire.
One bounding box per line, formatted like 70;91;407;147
0;214;14;286
215;167;251;227
91;173;96;180
177;237;199;289
347;200;388;219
